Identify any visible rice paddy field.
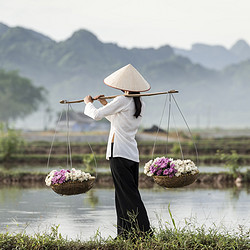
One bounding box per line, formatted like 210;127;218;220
0;130;250;249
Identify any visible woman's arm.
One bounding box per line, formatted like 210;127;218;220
84;95;128;121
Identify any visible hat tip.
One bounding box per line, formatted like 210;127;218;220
126;63;133;67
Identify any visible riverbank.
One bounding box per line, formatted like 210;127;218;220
0;223;249;250
3;135;250;165
3;153;250;165
0;171;249;189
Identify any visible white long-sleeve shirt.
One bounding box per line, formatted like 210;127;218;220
84;95;144;162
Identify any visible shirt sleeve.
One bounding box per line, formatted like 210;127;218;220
84;96;128;121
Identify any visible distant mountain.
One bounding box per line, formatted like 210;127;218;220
0;25;57;85
0;23;9;37
222;58;250;86
0;23;215;97
174;40;250;70
0;22;250;129
230;39;250;61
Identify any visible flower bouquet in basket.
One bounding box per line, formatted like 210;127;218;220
144;157;199;188
45;168;95;195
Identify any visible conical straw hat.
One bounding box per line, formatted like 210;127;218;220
104;64;151;92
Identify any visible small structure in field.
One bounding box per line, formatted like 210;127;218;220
57;110;109;132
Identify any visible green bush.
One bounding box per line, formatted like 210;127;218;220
83;154;96;174
216;150;240;178
0;123;25;162
171;143;181;155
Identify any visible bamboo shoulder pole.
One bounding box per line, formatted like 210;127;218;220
60;90;178;104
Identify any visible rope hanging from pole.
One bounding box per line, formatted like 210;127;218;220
46;104;98;178
150;93;199;166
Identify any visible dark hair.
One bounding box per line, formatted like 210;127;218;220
130;91;142;118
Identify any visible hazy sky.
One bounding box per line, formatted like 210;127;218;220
0;0;249;49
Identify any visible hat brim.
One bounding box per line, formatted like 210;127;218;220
104;80;151;92
103;64;151;92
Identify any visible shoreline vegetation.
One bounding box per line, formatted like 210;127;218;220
0;171;249;188
3;152;250;165
1;129;250;157
3;132;250;164
0;222;249;249
0;132;250;186
1;131;250;248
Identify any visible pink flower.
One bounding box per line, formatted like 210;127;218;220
148;157;177;177
156;169;162;176
163;169;169;175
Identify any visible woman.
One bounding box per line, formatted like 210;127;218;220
83;64;151;239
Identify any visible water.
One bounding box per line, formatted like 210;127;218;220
0;185;249;240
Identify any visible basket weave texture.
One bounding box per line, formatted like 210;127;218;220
51;177;95;195
153;172;199;188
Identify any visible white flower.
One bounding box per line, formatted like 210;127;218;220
49;170;57;175
45;168;93;186
75;170;82;178
178;166;185;173
65;172;71;181
70;168;80;181
45;170;57;186
45;178;52;186
144;160;153;175
84;173;91;181
78;176;84;182
171;159;198;176
145;160;153;168
147;172;154;177
173;164;180;170
143;157;198;178
175;172;181;177
192;166;198;171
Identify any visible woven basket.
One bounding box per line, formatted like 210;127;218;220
51;177;96;195
153;172;199;188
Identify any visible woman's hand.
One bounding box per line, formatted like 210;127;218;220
93;95;108;106
84;95;93;104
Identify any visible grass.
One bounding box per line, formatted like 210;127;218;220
1;204;249;249
4;135;250;166
2;153;250;165
2;150;250;166
0;153;106;164
1;165;250;186
0;222;249;250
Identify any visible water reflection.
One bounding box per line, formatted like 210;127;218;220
0;185;250;240
0;186;23;204
84;190;99;208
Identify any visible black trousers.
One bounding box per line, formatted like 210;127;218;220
110;154;150;237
